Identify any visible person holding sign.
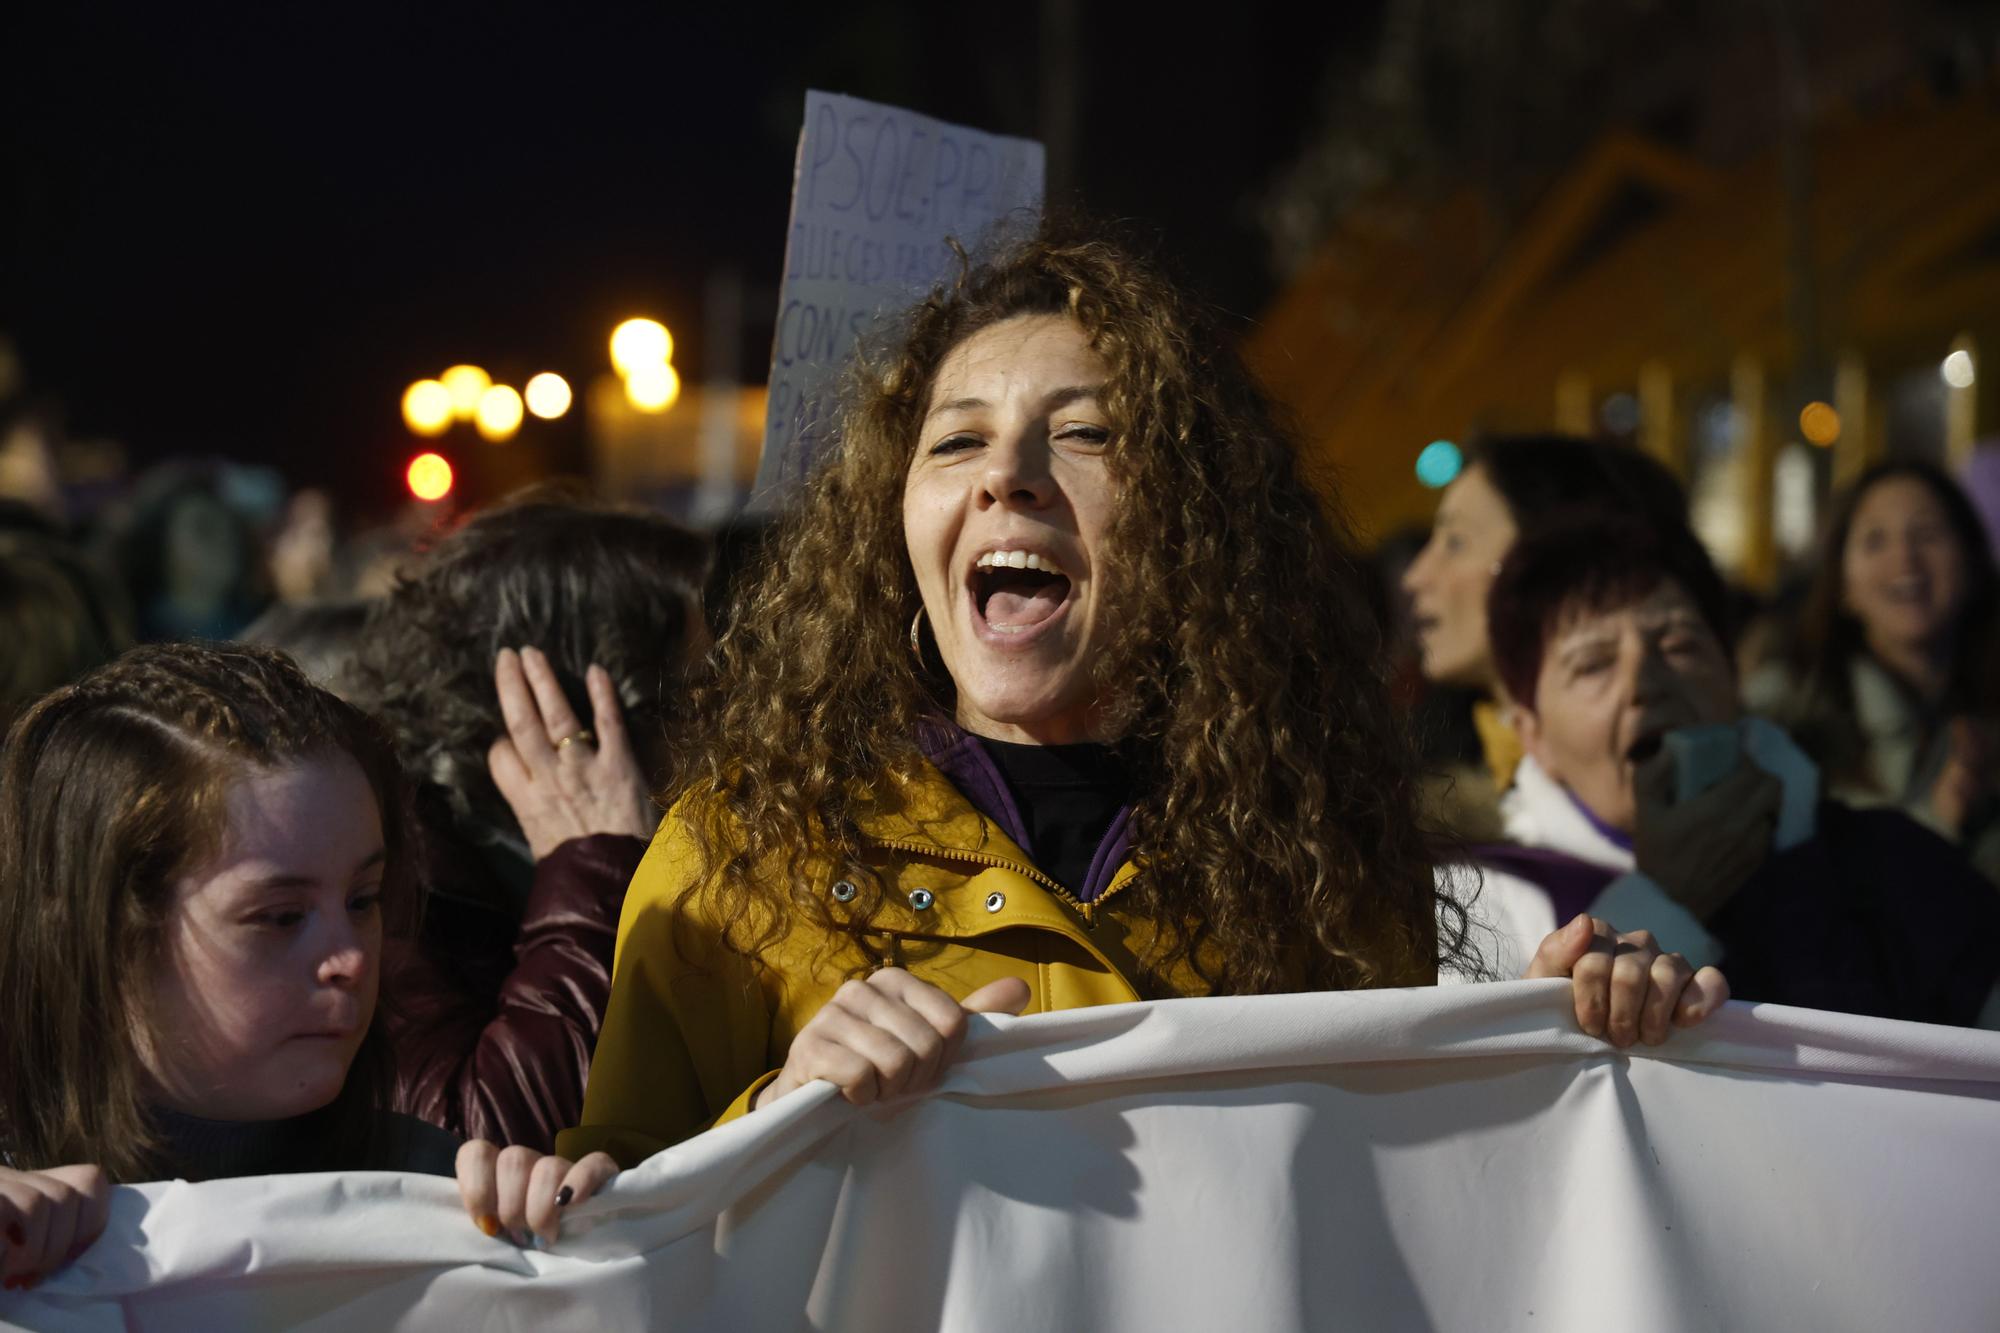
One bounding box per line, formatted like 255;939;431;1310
560;227;1729;1164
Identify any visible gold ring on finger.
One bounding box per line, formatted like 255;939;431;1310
554;729;596;751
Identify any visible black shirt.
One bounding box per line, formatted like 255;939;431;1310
977;738;1132;895
150;1104;460;1182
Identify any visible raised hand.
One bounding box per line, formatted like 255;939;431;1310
488;646;659;860
1631;752;1781;919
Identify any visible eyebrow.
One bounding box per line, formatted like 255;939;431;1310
244;848;387;890
1553;632;1616;661
923;384;1106;424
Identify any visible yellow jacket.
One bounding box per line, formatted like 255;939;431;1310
558;758;1201;1167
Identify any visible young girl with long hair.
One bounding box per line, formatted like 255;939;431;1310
0;643;615;1289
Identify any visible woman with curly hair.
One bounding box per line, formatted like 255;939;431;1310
343;487;709;1151
559;226;1728;1165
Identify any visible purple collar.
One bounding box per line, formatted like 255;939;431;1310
1467;843;1619;927
916;717;1134;902
1565;787;1634;852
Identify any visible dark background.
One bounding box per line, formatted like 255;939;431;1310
0;1;1372;513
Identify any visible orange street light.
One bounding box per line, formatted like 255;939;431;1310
401;379;453;436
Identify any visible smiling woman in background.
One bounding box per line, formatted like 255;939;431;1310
557;226;1728;1166
1746;461;2000;884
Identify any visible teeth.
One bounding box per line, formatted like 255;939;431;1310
975;549;1062;575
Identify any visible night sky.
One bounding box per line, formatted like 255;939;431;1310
2;2;1373;515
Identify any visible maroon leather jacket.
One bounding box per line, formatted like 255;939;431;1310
383;808;649;1153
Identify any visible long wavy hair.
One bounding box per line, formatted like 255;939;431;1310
674;224;1467;996
0;642;415;1179
346;484;710;846
1785;460;2000;787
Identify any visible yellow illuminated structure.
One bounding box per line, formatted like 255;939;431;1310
401;379;453;437
475;384;525;442
1799;401;1840;447
624;361;681;412
525;371;572;420
440;365;492;420
1249;98;2000;558
407;452;454;501
610;319;673;376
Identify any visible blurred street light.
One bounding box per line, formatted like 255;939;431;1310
525;371;572;420
610;319;673;375
624;361;681;413
1799;401;1840;447
475;384;524;442
441;365;492;419
402;379;453;436
407;452;454;501
1415;440;1462;488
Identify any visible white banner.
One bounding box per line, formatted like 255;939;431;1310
754;90;1045;508
9;981;2000;1331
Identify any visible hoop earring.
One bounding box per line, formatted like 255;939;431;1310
910;606;926;660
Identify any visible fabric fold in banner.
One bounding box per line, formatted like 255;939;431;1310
8;980;2000;1331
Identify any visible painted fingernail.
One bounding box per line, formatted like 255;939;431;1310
476;1214;501;1238
555;1185;574;1208
4;1225;21;1246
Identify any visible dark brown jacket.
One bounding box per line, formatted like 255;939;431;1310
384;804;648;1152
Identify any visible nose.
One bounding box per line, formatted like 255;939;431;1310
1630;638;1676;703
1402;540;1436;595
1895;532;1931;573
978;431;1056;511
316;920;374;989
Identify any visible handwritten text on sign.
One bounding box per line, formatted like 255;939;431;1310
756;92;1044;503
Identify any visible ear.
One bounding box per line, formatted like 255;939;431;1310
1512;704;1554;777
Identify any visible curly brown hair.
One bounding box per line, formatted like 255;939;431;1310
674;223;1469;996
0;642;414;1179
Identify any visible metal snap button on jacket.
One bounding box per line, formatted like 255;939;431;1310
830;879;857;902
908;888;936;911
984;891;1006;913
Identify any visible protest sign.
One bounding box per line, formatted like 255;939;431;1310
753;91;1045;507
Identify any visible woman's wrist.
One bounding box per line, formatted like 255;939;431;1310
750;1072;795;1111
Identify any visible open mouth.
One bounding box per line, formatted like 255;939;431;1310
1625;730;1667;766
971;549;1073;634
